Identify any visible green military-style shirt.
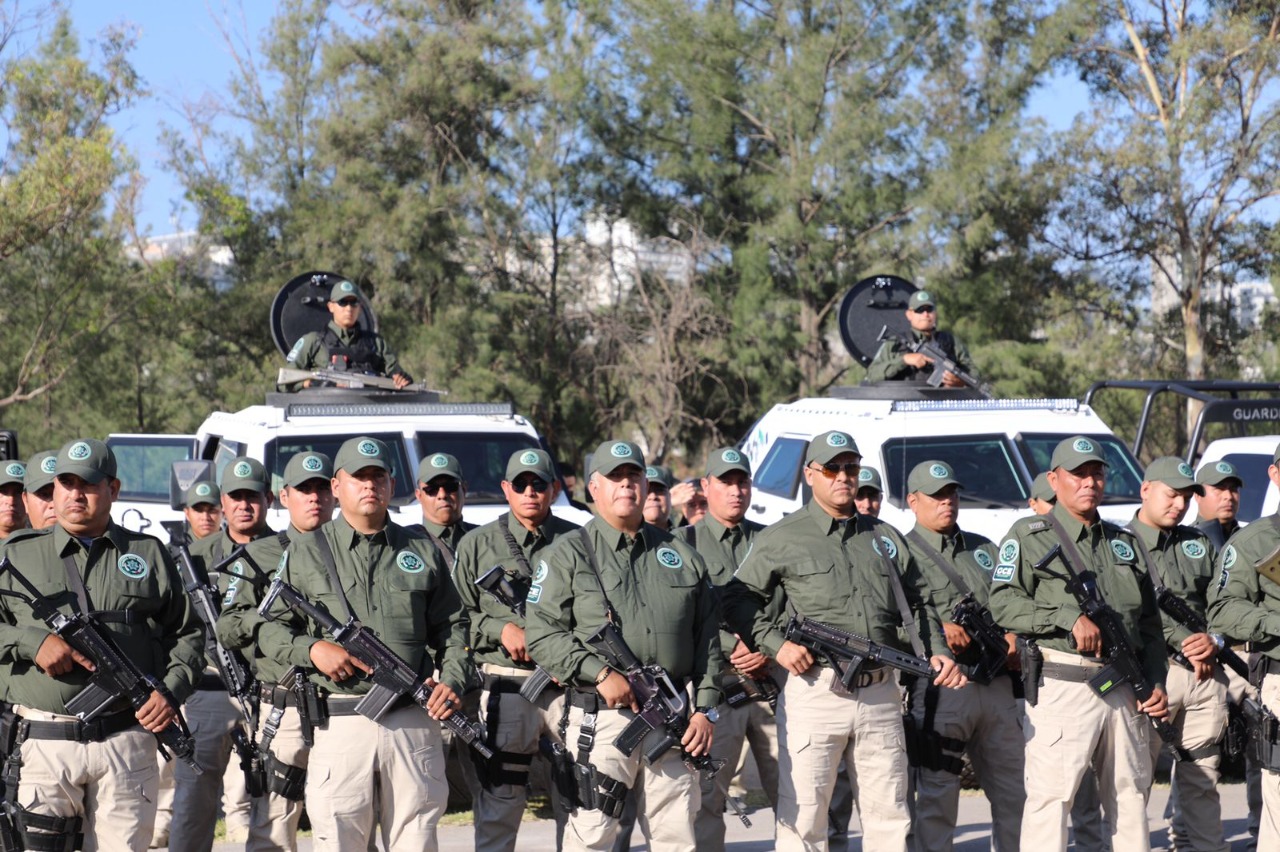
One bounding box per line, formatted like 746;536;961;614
524;517;725;708
864;329;977;383
906;525;999;613
0;523;204;713
1207;514;1280;659
258;514;475;696
217;528;299;685
722;500;949;662
987;504;1166;691
454;511;580;669
1127;516;1217;652
681;514;766;659
279;321;409;392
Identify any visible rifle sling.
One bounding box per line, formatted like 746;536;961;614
61;547;136;625
904;530;973;598
313;529;358;624
498;513;535;580
856;516;927;661
577;527;620;625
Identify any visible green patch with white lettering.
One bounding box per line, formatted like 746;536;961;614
993;564;1015;583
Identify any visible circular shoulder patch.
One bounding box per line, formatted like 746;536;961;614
1181;540;1206;560
195;483;212;497
520;450;541;465
286;338;305;361
1216;461;1234;474
610;442;633;458
858;468;874;483
302;455;324;472
929;463;948;478
68;442;92;461
118;553;149;580
974;549;994;571
722;449;743;464
1073;438;1095;453
5;462;24;477
1177;462;1194;478
999;539;1019;565
396;551;426;574
232;461;253;478
40;457;57;474
871;535;898;559
827;432;849;448
1223;545;1237;570
533;560;549;583
656;547;684;569
359;441;381;458
1111;539;1135;562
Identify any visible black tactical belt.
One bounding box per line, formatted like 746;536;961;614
1262;657;1280;677
486;678;525;696
17;712;139;743
320;693;415;717
1040;662;1099;683
196;672;228;691
259;682;299;708
568;690;602;712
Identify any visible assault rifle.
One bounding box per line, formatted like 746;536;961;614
1152;583;1250;681
1034;545;1187;761
876;326;992;397
783;614;938;693
950;595;1013;685
276;367;443;394
0;558;200;773
474;566;559;703
174;546;264;795
247;557;493;759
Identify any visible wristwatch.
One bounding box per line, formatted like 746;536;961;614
696;706;720;724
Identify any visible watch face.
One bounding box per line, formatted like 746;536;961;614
704;707;720;724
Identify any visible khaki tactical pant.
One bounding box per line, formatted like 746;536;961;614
775;665;909;852
473;665;569;852
1257;673;1280;849
151;753;174;846
169;687;241;851
222;743;252;840
910;676;1025;852
694;695;780;850
561;701;699;851
247;704;308;852
1147;661;1229;852
13;707;158;852
1020;651;1153;852
305;702;448;851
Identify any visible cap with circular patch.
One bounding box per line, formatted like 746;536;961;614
24;450;58;493
907;290;936;310
335;437;391;474
706;446;751;480
328;279;360;301
1049;435;1109;472
0;460;25;488
418;452;463;484
856;466;884;493
907;460;964;495
505;448;555;484
644;464;676;489
1144;455;1204;496
220;456;270;495
589;440;645;477
1030;471;1056;503
806;431;861;467
1196;459;1242;489
56;438;117;485
283;451;334;489
184;481;221;508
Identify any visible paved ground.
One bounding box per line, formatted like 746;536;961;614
204;781;1256;850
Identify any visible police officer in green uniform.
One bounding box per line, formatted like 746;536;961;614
0;459;28;539
988;436;1169;852
643;465;676;531
218;450;336;851
1207;441;1280;848
903;460;1024;852
20;450;59;533
1129;457;1229;852
410;452;476;558
181;481;224;545
256;436;474;850
524;439;723;852
723;430;964;851
1195;461;1244;552
279;279;413;392
452;448;580;852
864;291;978;386
0;438;204;850
854;466;884;518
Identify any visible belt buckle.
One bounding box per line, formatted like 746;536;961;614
853;669;876;689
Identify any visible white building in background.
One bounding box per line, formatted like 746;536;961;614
1151;255;1276;328
125;231;235;291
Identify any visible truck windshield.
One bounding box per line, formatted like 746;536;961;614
1218;452;1273;522
881;435;1027;508
1017;433;1144;503
414;432;542;505
266;434;416;505
106;436;195;503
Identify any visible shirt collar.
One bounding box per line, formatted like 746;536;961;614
506;511;544;547
333;513;388;549
1127;514;1166;551
54;522;128;557
909;524;964;553
804;498;854;537
1051;502;1100;543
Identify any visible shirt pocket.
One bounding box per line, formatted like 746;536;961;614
383;569;432;642
785;558;842;616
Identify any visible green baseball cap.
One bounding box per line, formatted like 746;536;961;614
328;279;361;301
907;290;936;310
856;466;883;493
806;431;861;466
419;452;463;483
335;437;392;474
1196;460;1242;489
590;440;645;476
24;450;57;493
908;460;964;495
283;451;333;489
1144;456;1204;496
56;438;117;485
1030;471;1056;503
0;460;26;489
645;464;675;489
506;448;555;483
183;481;221;508
1050;436;1108;472
706;447;751;479
220;457;270;494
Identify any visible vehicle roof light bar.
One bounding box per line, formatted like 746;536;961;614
889;398;1079;413
285;402;514;419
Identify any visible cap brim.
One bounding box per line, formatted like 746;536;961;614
58;463;108;485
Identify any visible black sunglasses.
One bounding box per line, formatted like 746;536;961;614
335;298;360;307
811;461;861;479
912;305;936;314
423;480;461;496
510;477;550;494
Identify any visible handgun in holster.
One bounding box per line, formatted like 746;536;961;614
1017;637;1042;706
